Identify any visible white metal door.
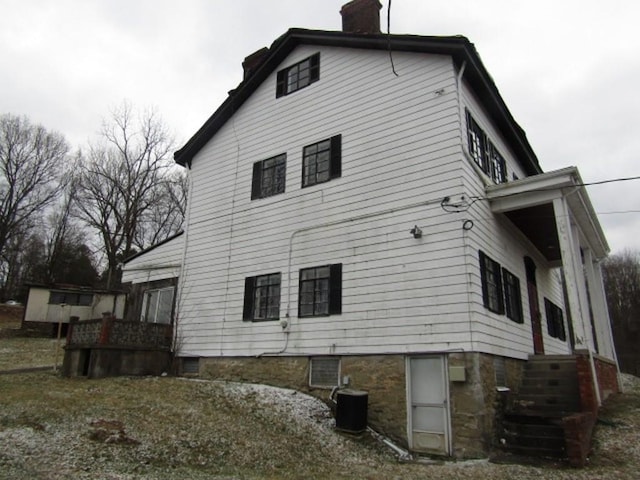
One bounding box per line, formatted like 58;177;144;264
408;356;450;455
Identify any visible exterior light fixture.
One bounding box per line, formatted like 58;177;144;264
410;225;422;239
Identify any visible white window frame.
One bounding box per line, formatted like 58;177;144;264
140;286;175;324
309;357;341;388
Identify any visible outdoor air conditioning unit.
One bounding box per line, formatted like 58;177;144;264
335;389;368;433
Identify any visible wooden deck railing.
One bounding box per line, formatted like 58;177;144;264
66;315;172;350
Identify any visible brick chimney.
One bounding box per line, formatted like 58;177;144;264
242;47;269;80
340;0;382;34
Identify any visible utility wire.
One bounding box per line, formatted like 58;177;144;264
387;0;399;76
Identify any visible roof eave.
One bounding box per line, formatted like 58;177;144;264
174;29;541;175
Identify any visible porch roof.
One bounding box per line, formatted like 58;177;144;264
486;167;609;263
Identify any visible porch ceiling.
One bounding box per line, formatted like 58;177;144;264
505;204;561;262
486;167;609;262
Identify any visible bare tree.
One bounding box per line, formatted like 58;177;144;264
602;250;640;374
75;103;177;288
135;168;187;248
0;113;69;298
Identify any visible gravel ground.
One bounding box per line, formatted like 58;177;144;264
1;370;639;480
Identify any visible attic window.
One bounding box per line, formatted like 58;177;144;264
276;53;320;97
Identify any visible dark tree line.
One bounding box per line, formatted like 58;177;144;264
602;250;640;375
0;105;186;301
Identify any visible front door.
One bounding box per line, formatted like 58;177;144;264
525;257;544;354
408;356;450;455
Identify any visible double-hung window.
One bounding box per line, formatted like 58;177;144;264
299;264;342;317
276;53;320;98
489;143;507;184
479;251;526;325
251;154;286;199
466;109;508;184
502;268;524;323
243;273;281;322
302;135;341;187
479;251;504;314
466;110;487;172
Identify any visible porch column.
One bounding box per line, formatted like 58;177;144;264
553;197;591;348
584;252;618;363
554;197;601;406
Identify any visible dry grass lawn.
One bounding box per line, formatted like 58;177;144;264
1;335;640;479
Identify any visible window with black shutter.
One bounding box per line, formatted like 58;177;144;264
243;273;281;322
466;109;509;184
299;263;342;317
502;268;523;323
479;251;504;314
302;135;341;188
251;154;286;200
544;298;566;341
276;53;320;98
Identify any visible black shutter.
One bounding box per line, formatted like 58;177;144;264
479;251;490;309
329;263;342;315
499;156;507;183
330;134;342;179
251;162;262;200
514;276;524;323
243;276;256;321
495;265;505;314
276;69;286;98
309;53;320;82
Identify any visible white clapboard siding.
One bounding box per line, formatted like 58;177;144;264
122;234;183;284
177;44;476;357
458;79;572;359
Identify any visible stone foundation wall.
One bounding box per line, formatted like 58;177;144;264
199;355;407;443
198;352;524;459
63;346;172;378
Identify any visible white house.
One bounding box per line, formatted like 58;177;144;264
127;0;618;458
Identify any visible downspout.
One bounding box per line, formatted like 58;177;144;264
455;60;475;355
175;167;194;357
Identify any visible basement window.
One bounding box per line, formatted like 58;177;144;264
309;357;340;388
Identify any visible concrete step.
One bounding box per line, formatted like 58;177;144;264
524;362;577;373
501;416;566;458
520;377;579;389
510;395;581;412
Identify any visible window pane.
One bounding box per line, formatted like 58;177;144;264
301;269;316;281
146;291;159;323
157;289;174;324
316;267;330;278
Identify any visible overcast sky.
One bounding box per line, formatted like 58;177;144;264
1;0;638;255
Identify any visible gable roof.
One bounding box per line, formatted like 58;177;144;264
122;230;184;264
175;28;542;176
